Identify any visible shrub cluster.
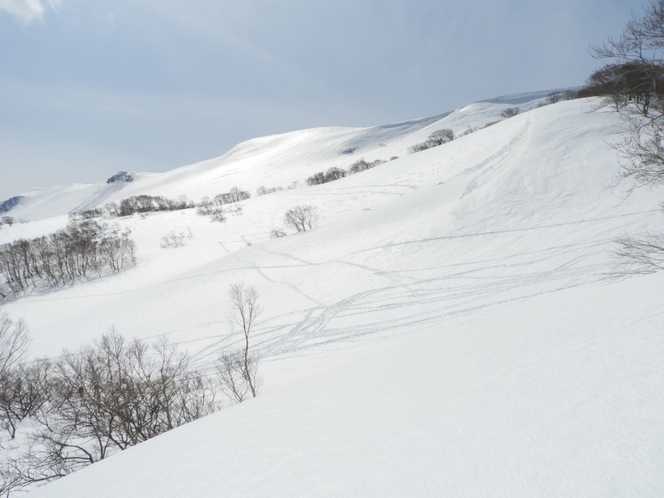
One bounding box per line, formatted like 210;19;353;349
577;62;664;114
306;167;345;186
0;217;15;228
501;107;520;118
256;181;302;197
283;205;318;232
0;280;263;494
78;195;193;220
0;220;135;300
74;188;250;224
408;129;455;154
305;159;387;187
256;186;284;196
0;330;217;492
348;158;386;174
197;188;250;222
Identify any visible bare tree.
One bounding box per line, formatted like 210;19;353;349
587;1;664;188
591;0;664;118
283;205;318;232
0;313;29;377
226;283;262;399
0;313;36;443
0;220;136;301
408;129;454;154
501;107;520;118
612;117;664;186
427;129;454;145
215;350;259;404
612;232;664;275
545;92;562;104
348;159;386;174
0;359;50;439
324;167;346;182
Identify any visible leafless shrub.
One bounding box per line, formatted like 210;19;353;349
408;142;433;153
501;107;520;118
324;167;346;182
348;160;369;173
283;205;318;232
483;121;498;128
225;187;251;204
348;159;386;174
545;92;563;104
0;359;50;439
256;186;284;196
613;117;664;187
215;350;260;404
196;188;250;221
196;197;227;222
408;129;454;154
0;314;29;377
427;129;455;145
97;195;193;219
306;167;348;186
160;231;186;249
0;314;35;440
270;228;287;238
612;233;664;275
0;324;227;494
461;128;478;136
2;331;218;491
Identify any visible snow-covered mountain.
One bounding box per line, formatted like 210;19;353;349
1;92;662;497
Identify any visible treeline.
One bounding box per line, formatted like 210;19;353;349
76;188;251;222
577;62;664;115
0;220;135;300
78;194;194;219
306;159;388;187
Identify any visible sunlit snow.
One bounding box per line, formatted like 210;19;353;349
0;93;661;497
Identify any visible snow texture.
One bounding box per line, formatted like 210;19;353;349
0;94;660;497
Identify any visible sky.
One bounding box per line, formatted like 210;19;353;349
0;0;650;201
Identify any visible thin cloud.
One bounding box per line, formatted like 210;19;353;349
0;0;60;24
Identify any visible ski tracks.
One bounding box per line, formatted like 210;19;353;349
460;120;531;198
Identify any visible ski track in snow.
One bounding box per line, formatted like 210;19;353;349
460;119;531;198
6;96;664;498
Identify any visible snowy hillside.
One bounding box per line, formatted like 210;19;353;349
1;93;662;496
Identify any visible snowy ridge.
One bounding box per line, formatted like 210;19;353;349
3;111;452;221
0;94;661;497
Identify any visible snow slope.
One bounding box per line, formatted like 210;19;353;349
0;93;661;496
26;274;664;497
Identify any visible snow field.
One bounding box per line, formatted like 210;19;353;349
0;93;661;496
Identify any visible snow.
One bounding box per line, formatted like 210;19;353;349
0;93;662;496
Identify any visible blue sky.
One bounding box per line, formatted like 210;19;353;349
0;0;649;200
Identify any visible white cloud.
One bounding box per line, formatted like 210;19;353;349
0;0;60;24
